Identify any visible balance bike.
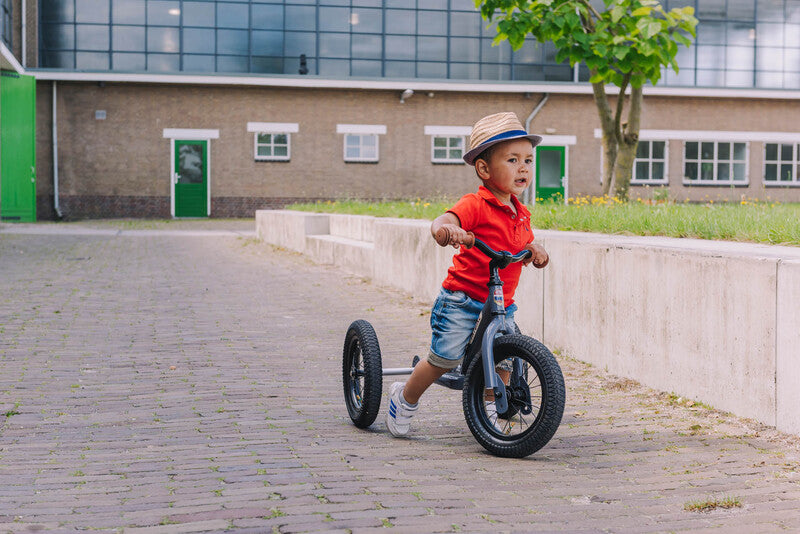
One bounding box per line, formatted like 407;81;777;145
342;229;565;458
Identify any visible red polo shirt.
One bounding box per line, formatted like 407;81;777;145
442;186;534;305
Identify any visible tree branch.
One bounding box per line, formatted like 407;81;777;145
613;72;631;145
591;72;613;129
576;0;603;24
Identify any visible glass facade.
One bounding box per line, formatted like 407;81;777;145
663;0;800;88
38;0;800;89
37;0;576;80
2;0;11;49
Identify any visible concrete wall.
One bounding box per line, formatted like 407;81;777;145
540;233;783;425
777;260;800;435
256;209;800;437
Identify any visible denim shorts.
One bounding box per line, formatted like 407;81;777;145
428;288;517;370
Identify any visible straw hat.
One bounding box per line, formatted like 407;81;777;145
463;112;543;166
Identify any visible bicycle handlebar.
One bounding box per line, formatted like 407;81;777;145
434;225;475;248
434;227;532;265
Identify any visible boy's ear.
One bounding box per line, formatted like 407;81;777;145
475;158;491;181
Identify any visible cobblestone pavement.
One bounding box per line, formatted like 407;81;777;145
1;221;800;533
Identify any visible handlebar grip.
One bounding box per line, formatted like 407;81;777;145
434;227;474;248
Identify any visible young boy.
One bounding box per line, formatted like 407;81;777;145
386;111;550;437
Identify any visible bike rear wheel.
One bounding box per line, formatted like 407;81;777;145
462;334;565;458
343;320;383;428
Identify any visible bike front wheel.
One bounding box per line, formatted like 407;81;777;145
462;334;565;458
343;320;383;428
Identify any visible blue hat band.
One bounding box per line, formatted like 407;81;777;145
475;129;529;150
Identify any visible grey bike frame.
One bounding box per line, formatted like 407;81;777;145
380;238;530;414
476;282;513;415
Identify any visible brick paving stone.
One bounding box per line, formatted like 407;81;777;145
2;220;800;533
123;519;231;534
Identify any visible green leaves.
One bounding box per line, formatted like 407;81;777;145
674;32;693;47
589;71;606;83
477;0;698;90
636;17;663;39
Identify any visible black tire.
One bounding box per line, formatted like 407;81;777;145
462;334;565;458
343;320;383;428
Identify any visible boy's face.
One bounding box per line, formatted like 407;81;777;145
475;138;534;202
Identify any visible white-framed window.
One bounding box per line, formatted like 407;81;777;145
255;133;290;161
431;136;465;163
424;126;471;164
247;122;298;162
337;124;386;163
764;143;800;185
344;134;379;162
631;140;668;184
683;141;748;184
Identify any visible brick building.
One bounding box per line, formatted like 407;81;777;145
1;0;799;220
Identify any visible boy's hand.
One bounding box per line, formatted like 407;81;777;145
438;224;472;248
523;243;549;268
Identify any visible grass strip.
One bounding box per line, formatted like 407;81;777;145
287;198;800;247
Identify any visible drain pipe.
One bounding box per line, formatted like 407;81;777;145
52;81;62;219
524;93;549;205
21;0;26;67
525;92;549;134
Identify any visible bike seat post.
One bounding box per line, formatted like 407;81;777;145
487;259;509;317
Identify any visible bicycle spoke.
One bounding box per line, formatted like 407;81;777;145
349;345;365;408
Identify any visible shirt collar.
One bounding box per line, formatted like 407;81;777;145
477;186;527;217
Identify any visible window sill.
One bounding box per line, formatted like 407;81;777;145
344;160;380;164
255;158;290;162
432;160;465;165
763;182;800;187
630;180;669;186
681;181;750;187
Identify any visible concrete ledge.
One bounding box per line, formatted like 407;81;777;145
256;209;800;436
373;219;457;300
255;210;329;253
538;231;779;424
777;259;800;435
306;234;375;279
329;213;376;242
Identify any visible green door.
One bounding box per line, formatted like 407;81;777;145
535;146;565;203
0;72;36;222
174;140;208;218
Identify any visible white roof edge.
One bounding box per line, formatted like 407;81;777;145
643;85;800;100
28;70;800;100
1;43;24;74
30;70;594;94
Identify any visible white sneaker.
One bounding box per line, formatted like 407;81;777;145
484;401;498;421
386;382;418;437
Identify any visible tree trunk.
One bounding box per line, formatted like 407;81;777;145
612;86;643;200
614;141;636;200
591;78;617;197
601;131;618;197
